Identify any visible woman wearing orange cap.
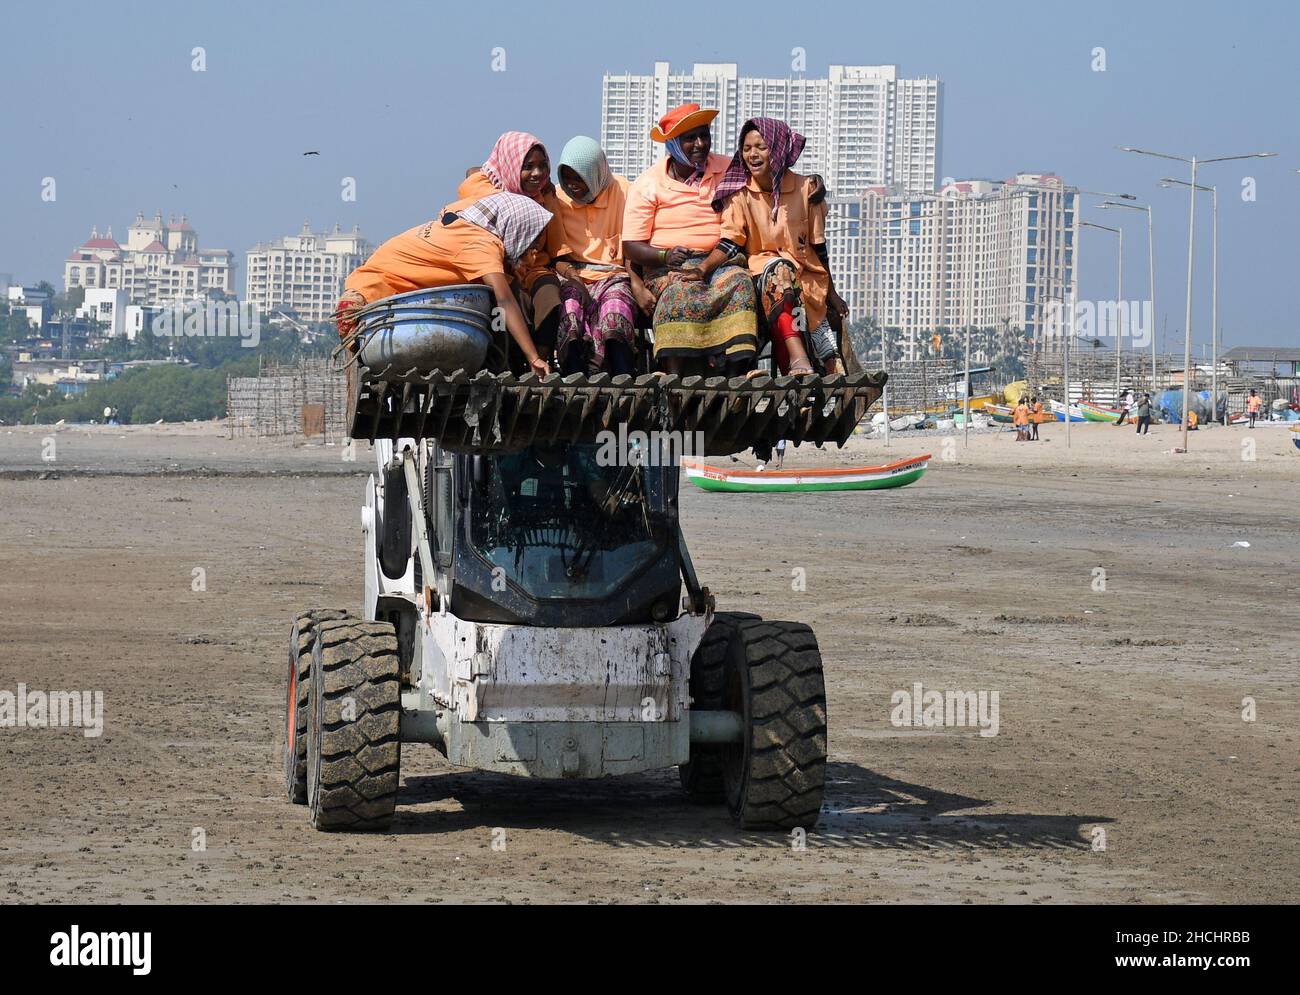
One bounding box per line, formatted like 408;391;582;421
621;104;759;376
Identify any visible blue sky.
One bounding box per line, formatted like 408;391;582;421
2;0;1296;348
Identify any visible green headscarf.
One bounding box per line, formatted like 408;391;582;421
558;136;612;205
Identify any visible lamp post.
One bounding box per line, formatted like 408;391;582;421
1160;178;1218;423
1097;200;1156;394
1117;147;1276;449
1081;220;1125;402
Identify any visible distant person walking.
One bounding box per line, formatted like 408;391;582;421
1135;393;1153;435
1116;389;1133;426
1031;397;1043;440
1246;389;1262;428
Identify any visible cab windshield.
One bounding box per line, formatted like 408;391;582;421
469;444;671;600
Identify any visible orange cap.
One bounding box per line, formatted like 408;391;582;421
650;103;719;143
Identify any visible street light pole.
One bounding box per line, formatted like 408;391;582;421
1181;157;1197;451
1147;206;1157;394
1117;226;1124;398
1081;220;1124;403
1118;146;1277;449
1212;184;1218;423
1162;178;1221;423
1100;200;1157;395
880;321;890;448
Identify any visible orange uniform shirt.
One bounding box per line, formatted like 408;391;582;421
1013;404;1030;426
621;153;731;252
553;174;630;283
343;217;505;305
719;170;830;328
454;171;564;290
1246;395;1262;412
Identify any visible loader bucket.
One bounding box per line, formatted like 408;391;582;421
347;366;887;457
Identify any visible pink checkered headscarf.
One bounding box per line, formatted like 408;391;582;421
481;131;550;199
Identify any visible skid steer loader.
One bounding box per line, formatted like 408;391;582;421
282;363;884;831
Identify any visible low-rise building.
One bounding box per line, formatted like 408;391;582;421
245;223;371;323
64;213;236;308
6;285;51;331
76;288;130;337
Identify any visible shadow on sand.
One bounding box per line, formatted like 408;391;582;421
396;760;1110;850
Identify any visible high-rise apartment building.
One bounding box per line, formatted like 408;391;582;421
601;62;942;327
600;62;941;196
860;173;1078;358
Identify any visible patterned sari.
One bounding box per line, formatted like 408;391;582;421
645;256;758;364
557;270;637;373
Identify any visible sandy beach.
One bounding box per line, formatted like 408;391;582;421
0;419;1296;903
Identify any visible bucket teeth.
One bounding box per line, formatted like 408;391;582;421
348;367;886;456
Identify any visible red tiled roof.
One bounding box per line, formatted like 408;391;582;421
82;238;121;249
141;240;167;253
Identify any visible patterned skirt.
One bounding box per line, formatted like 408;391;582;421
557;273;637;371
645;259;758;362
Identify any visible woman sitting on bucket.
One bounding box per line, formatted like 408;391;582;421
334;192;554;377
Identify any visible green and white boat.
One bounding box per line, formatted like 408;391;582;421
683;454;930;493
1078;401;1123;423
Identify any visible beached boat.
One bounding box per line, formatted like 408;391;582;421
1050;400;1087;422
682;454;930;493
983;403;1014;424
1078;401;1122;423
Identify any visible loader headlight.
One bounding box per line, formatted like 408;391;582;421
651;599;672;622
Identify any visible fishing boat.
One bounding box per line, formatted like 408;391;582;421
1050;400;1087;422
983;403;1014;424
1078;401;1123;423
682;454;930;493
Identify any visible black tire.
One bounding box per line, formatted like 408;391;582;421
306;619;402;831
721;618;827;829
678;611;760;801
283;609;352;803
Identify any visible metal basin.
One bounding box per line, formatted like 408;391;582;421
356;285;493;378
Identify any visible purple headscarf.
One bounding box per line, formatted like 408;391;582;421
712;118;807;218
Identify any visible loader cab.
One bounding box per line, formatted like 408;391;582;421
425;441;684;627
